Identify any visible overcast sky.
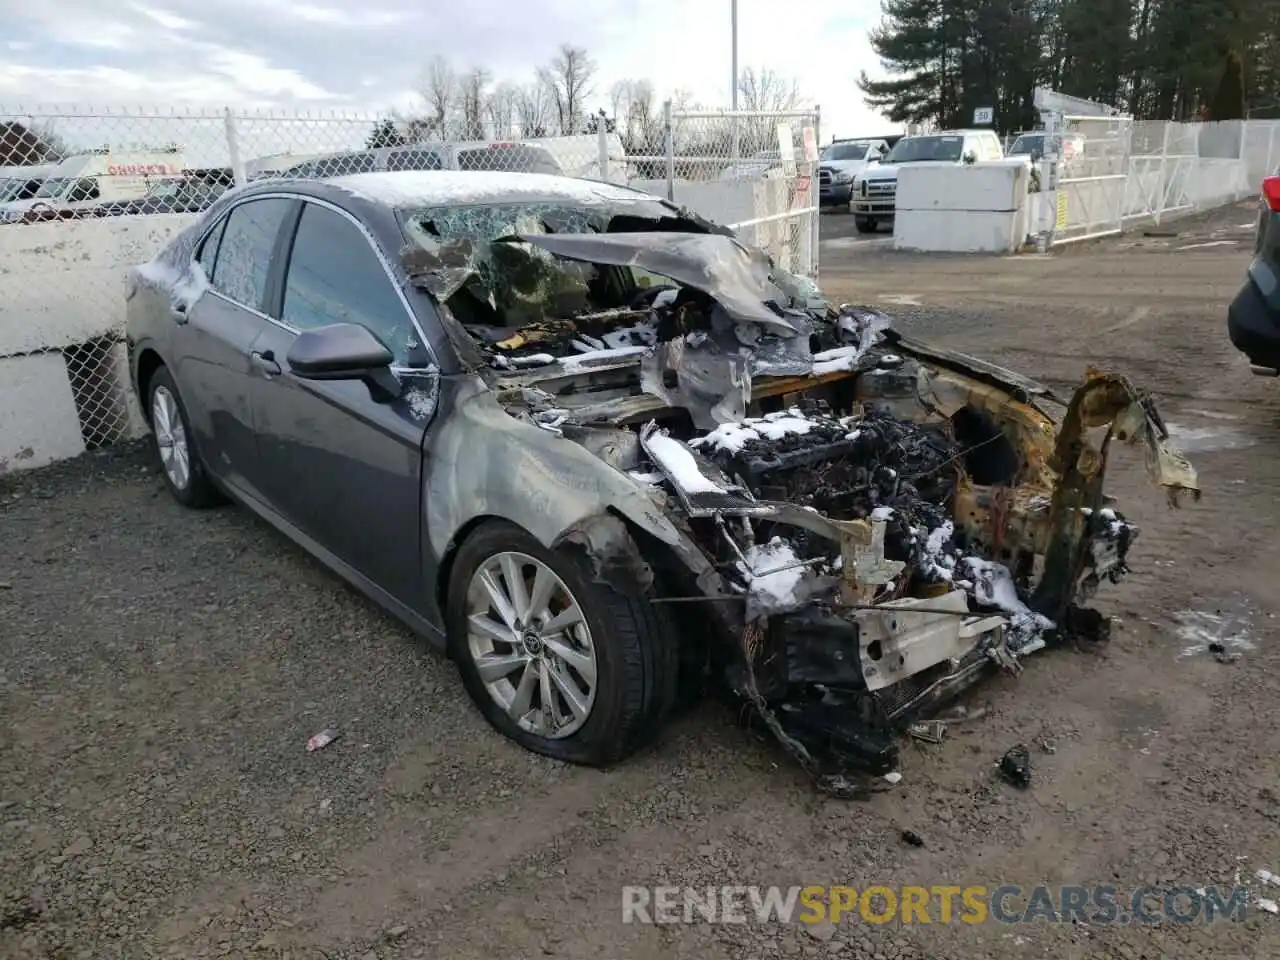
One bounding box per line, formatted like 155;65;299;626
0;0;895;149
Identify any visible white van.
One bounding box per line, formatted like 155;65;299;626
0;149;186;222
0;162;58;204
269;133;629;183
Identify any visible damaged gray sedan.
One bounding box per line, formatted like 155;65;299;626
126;171;1199;792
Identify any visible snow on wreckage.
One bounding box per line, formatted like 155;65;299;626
398;183;1201;795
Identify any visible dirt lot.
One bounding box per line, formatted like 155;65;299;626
3;201;1279;959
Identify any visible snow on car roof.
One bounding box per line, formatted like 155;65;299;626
324;170;651;208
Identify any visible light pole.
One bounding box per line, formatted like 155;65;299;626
730;0;740;161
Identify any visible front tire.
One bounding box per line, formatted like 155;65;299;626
447;520;677;766
855;216;877;234
147;366;221;508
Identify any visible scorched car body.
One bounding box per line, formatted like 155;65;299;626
125;172;1199;792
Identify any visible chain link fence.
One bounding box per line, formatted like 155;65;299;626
627;108;821;278
1042;117;1280;245
0;102;821;471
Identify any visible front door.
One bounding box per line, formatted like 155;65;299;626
248;199;439;613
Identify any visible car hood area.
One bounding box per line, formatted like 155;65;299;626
402;217;1201;795
855;163;904;182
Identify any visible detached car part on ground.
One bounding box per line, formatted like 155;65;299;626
127;172;1199;796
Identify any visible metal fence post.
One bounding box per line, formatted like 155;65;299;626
1043;111;1058;248
663;100;675;202
812;105;821;280
596;116;610;182
1268;123;1278;179
1154;121;1171;226
223;107;246;186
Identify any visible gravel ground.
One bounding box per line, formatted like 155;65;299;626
3;201;1280;959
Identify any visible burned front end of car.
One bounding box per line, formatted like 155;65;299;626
400;191;1199;792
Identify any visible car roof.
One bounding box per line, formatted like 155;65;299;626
297;170;660;209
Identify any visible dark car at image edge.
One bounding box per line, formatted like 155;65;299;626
1228;174;1280;375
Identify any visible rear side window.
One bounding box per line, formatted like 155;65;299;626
457;144;561;175
68;178;99;202
387;149;444;172
195;216;228;275
210;198;293;311
316;154;378;177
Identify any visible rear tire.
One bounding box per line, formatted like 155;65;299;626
147;366;221;509
855;216;877;234
447;520;678;767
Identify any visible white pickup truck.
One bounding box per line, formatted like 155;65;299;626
850;129;1005;234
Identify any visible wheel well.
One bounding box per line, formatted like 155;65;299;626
135;349;165;424
434;509;698;613
435;514;507;616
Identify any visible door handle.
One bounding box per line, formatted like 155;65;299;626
169;302;188;324
250;350;281;376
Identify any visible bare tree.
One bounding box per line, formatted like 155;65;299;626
419;55;456;137
459;66;491;139
625;79;660;149
736;66;803;113
609;79;632;126
515;81;551;137
539;44;596;135
486;81;519;138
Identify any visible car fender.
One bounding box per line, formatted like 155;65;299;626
424;375;717;594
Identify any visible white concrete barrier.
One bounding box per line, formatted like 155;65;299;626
627;176;810;273
0;214;196;474
0;214;198;356
893;160;1032;254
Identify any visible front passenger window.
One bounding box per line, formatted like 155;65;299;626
281;202;421;365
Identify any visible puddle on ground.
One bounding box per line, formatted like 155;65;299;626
1185;409;1244;422
1174;603;1259;659
1165;421;1256;452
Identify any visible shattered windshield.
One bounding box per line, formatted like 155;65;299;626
884;136;965;163
397;198;863;421
402;200;669;330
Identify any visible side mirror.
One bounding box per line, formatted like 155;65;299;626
287;322;402;403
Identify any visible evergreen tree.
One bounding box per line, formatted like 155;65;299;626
366;119;407;149
1209;51;1247;120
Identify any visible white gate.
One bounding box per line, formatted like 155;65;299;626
1051;114;1132;244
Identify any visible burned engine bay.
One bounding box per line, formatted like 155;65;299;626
400;198;1201;795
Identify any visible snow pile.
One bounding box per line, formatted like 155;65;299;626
960;557;1055;655
738;538;812;616
644;433;726;495
559;345;651;372
601;319;659;349
136;258;210;309
690;407;825;455
1256;869;1280;915
917;520;959;582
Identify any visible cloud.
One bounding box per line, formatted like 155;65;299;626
0;0;894;164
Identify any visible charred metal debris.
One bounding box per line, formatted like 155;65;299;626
399;199;1201;796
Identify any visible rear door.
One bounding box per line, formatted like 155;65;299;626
248;199;438;611
174;196;297;497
